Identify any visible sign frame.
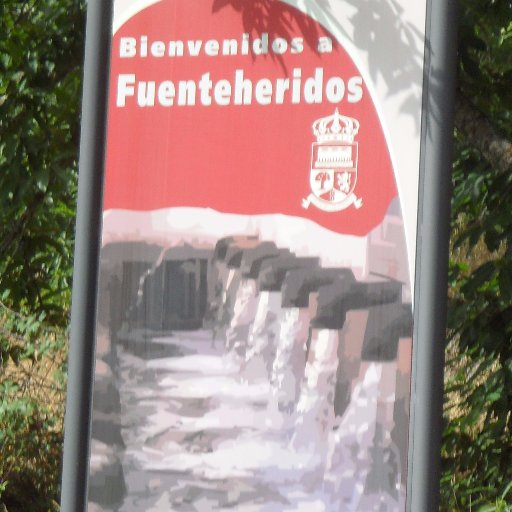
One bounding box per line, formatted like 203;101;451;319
60;1;458;510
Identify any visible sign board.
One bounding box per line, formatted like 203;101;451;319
61;0;457;510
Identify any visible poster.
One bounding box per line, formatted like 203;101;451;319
87;1;429;510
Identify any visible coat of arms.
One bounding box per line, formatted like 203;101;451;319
302;109;362;212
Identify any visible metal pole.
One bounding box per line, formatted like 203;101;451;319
407;0;459;510
60;1;112;510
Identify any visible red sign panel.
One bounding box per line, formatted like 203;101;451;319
104;0;396;236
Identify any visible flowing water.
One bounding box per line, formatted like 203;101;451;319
270;308;310;414
324;362;404;511
115;330;333;512
103;300;405;511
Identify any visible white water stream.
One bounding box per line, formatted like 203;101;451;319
114;330;333;511
107;324;405;510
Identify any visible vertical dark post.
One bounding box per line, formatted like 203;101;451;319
60;1;112;511
408;0;458;510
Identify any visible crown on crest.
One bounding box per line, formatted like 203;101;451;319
312;109;360;144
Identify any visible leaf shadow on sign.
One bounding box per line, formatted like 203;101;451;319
345;0;426;132
211;0;326;72
211;0;440;136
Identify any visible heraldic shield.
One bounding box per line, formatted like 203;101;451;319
302;109;363;212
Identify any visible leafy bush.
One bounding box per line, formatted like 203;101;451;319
0;2;83;506
0;303;67;512
439;1;512;507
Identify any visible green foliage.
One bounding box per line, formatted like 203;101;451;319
441;0;512;509
476;482;512;511
0;1;85;510
0;303;67;512
458;0;512;120
0;0;86;325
